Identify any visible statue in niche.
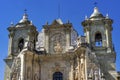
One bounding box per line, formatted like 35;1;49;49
27;41;33;50
54;41;63;53
94;70;99;80
74;66;78;80
54;62;60;71
11;73;17;80
34;73;39;80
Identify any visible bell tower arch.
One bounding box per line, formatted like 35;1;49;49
95;31;102;46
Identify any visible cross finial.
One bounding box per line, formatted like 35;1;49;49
94;2;98;7
24;9;27;14
23;9;28;19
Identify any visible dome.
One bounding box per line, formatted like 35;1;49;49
19;13;30;23
15;12;32;27
90;7;104;18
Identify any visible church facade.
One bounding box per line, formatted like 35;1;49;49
4;7;117;80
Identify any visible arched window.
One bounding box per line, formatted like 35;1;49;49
95;32;102;46
18;38;24;51
53;72;63;80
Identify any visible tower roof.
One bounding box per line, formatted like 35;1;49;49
90;7;104;19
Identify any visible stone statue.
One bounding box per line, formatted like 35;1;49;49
34;73;39;80
27;41;33;50
94;70;99;80
75;66;78;80
12;73;17;80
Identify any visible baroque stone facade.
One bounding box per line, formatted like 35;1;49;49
4;7;118;80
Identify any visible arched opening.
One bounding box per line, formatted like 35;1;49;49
95;32;102;47
18;38;24;51
53;72;63;80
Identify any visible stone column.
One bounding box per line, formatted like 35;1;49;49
80;52;85;80
105;26;109;47
86;31;90;44
21;54;25;80
70;60;74;80
66;29;70;51
105;24;112;48
85;52;87;80
45;32;49;53
8;32;14;55
77;57;80;80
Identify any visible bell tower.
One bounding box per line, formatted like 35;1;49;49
7;12;38;56
82;7;116;80
82;7;114;53
4;12;38;80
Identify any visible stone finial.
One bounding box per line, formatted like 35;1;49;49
10;21;14;27
46;21;49;25
101;73;105;80
106;13;109;19
67;20;70;23
85;15;88;20
30;20;33;24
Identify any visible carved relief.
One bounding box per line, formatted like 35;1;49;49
54;62;61;71
11;57;21;80
50;33;65;53
54;41;63;53
34;73;39;80
37;32;44;47
71;29;78;46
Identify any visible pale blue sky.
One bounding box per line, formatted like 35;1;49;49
0;0;120;80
